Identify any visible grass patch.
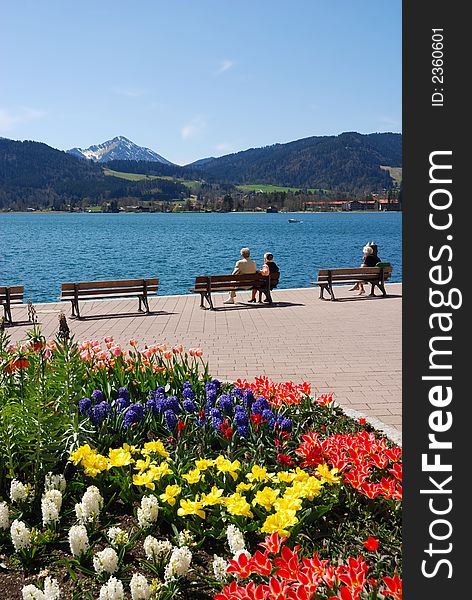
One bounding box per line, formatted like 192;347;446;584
380;166;402;187
237;183;327;194
103;168;201;189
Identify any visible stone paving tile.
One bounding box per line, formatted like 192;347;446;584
6;284;402;436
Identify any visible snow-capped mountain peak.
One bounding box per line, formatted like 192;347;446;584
67;136;173;164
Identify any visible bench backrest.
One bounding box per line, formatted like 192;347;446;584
317;266;392;282
61;278;159;299
193;272;278;292
0;285;24;304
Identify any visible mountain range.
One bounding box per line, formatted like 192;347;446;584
0;131;402;210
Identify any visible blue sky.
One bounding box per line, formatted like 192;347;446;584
1;1;401;165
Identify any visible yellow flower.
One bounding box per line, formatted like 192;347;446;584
149;462;173;480
134;456;152;473
246;465;271;483
277;471;297;484
160;484;181;506
252;487;280;511
81;452;109;477
108;448;133;467
316;463;341;485
70;444;95;465
182;468;204;484
224;493;253;518
274;493;303;513
201;486;224;506
215;456;241;481
177;497;206;519
122;443;139;455
195;458;214;471
261;509;298;537
132;471;156;490
142;440;170;458
236;482;254;493
298;477;324;500
290;467;310;482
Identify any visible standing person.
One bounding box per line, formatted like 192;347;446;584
349;244;382;295
223;247;257;304
248;252;280;303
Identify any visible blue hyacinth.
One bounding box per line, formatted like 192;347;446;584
262;409;276;429
163;396;181;414
164;409;178;431
237;425;250;438
123;403;144;429
278;417;293;432
79;397;92;416
234;405;249;427
182;382;195;401
182;398;197;412
212;379;221;392
232;387;244;399
91;401;111;425
146;398;159;415
118;387;130;403
243;389;255;409
218;394;233;416
91;389;104;404
251;396;270;415
210;407;223;430
115;397;129;413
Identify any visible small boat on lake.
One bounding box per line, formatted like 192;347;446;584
288;218;303;223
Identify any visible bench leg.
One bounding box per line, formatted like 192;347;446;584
139;295;150;314
70;299;80;319
3;303;12;325
370;282;376;296
199;292;214;310
377;281;387;296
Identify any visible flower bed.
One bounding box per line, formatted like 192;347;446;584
0;327;401;599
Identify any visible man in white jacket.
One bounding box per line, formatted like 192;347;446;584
223;247;257;304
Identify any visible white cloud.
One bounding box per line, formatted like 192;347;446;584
180;116;207;140
215;59;235;75
112;87;146;98
215;142;231;152
378;115;401;128
0;107;46;133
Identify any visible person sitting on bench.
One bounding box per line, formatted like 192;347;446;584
223;247;257;304
350;243;382;295
249;252;280;303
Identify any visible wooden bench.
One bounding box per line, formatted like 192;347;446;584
60;278;159;318
189;272;280;310
310;265;392;301
0;285;25;325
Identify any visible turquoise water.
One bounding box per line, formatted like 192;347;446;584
0;212;401;303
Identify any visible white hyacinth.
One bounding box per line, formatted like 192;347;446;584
233;549;251;562
44;472;66;493
177;529;194;547
21;585;44;600
226;524;246;556
68;524;90;557
143;535;172;562
99;576;124;600
107;526;129;547
10;479;30;503
0;501;10;530
75;485;103;525
137;495;159;528
212;555;229;582
93;546;119;575
10;519;32;551
164;546;192;582
41;489;63;527
130;572;151;600
43;577;61;600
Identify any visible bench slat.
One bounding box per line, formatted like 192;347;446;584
61;278;158;291
0;286;24;295
61;285;158;298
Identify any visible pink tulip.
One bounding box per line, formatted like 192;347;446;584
163;351;173;360
109;345;122;357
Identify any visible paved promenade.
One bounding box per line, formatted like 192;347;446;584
6;284;402;441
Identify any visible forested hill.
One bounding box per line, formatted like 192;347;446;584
189;132;402;193
0;138;189;210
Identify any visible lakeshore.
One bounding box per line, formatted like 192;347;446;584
6;284;402;442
